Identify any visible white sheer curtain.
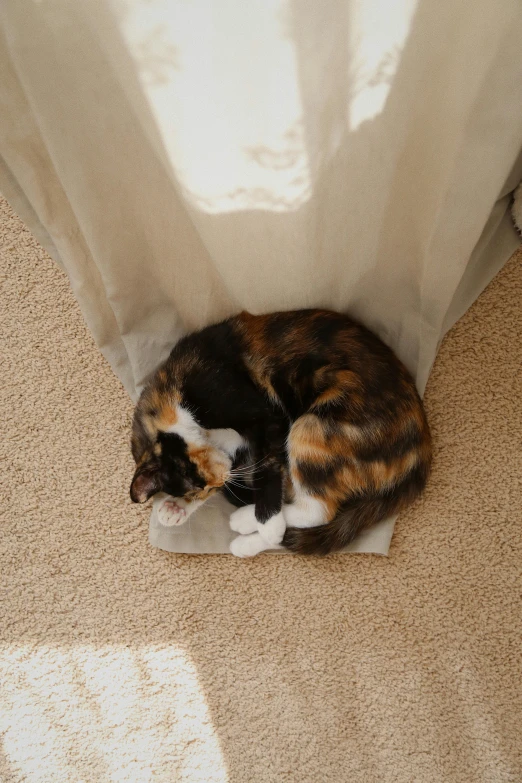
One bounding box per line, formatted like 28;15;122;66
1;0;521;554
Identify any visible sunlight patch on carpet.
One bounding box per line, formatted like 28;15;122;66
0;644;228;783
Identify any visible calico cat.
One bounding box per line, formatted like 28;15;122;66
130;309;432;557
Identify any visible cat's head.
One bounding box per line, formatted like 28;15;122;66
129;387;232;505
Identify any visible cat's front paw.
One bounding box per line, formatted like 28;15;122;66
229;504;258;534
157;498;186;527
230;533;266;557
257;512;286;547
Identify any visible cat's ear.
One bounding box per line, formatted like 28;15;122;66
130;463;162;503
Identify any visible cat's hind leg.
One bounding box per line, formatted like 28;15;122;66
283;493;328;529
285;414;339;529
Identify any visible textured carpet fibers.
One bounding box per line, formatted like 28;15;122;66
1;195;521;783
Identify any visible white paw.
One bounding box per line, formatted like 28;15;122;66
230;533;267;558
229;504;258;534
157;498;187;527
257;511;286;547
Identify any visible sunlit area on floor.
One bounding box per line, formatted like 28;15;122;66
0;644;228;783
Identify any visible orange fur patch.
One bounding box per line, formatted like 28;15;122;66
188;445;227;488
368;460;397;488
155;403;178;430
288;416;332;460
313;369;362;409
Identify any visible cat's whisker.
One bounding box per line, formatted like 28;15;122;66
228;471;260;482
225;477;255;490
231;456;270;472
228;463;269;477
228;467;255;476
226;481;255;492
223;483;244;505
227;473;260;486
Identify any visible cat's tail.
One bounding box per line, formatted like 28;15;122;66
282;465;428;556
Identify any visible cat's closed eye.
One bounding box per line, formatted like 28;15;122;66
167;456;187;474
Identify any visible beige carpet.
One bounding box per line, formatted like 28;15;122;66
1;194;521;783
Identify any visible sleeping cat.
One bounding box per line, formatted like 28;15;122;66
129;309;432;557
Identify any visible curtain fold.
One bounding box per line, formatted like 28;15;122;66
1;0;520;554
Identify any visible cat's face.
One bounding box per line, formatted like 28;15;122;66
129;402;232;504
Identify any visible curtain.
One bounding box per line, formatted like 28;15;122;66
1;0;521;554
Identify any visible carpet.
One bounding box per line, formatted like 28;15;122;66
1;195;521;783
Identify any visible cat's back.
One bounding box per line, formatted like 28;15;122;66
172;308;392;373
233;308;426;430
235;308;395;365
235;307;411;385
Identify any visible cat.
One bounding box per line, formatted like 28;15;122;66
129;309;432;557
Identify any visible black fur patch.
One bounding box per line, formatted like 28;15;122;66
295;457;344;491
158;432;206;495
356;421;422;462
